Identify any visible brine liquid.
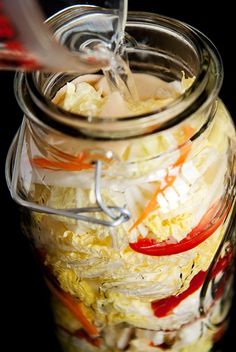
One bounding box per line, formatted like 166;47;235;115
100;0;139;103
103;54;139;102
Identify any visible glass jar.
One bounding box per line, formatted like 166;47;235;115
0;0;112;71
6;6;236;352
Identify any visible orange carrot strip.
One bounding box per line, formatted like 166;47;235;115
172;144;191;167
128;173;178;232
74;151;90;162
32;157;93;171
182;125;195;139
129;184;161;232
31;149;112;171
129;128;193;232
46;279;99;338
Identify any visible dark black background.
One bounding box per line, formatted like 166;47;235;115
0;1;235;351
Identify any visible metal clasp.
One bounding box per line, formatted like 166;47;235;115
5;118;131;227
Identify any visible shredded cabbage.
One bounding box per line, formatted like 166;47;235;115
27;72;235;352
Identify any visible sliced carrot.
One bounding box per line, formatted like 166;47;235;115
172;143;191;167
46;149;90;163
32;149;111;171
129;148;191;232
74;151;90;162
182;125;195;139
129;184;161;232
129;126;193;232
32;157;93;171
128;173;178;232
46;279;99;338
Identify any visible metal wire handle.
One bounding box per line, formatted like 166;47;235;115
5;119;131;227
198;148;236;316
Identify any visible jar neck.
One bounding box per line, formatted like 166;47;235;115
14;9;223;141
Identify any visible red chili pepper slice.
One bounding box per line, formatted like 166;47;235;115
151;249;233;318
129;201;230;256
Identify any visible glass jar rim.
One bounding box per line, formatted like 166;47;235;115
14;8;223;139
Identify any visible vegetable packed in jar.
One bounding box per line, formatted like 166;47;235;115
6;5;236;352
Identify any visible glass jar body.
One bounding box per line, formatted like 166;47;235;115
7;10;236;352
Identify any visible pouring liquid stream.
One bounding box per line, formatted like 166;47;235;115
102;0;139;103
0;0;138;102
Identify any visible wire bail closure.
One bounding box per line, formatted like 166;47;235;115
5;118;131;227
